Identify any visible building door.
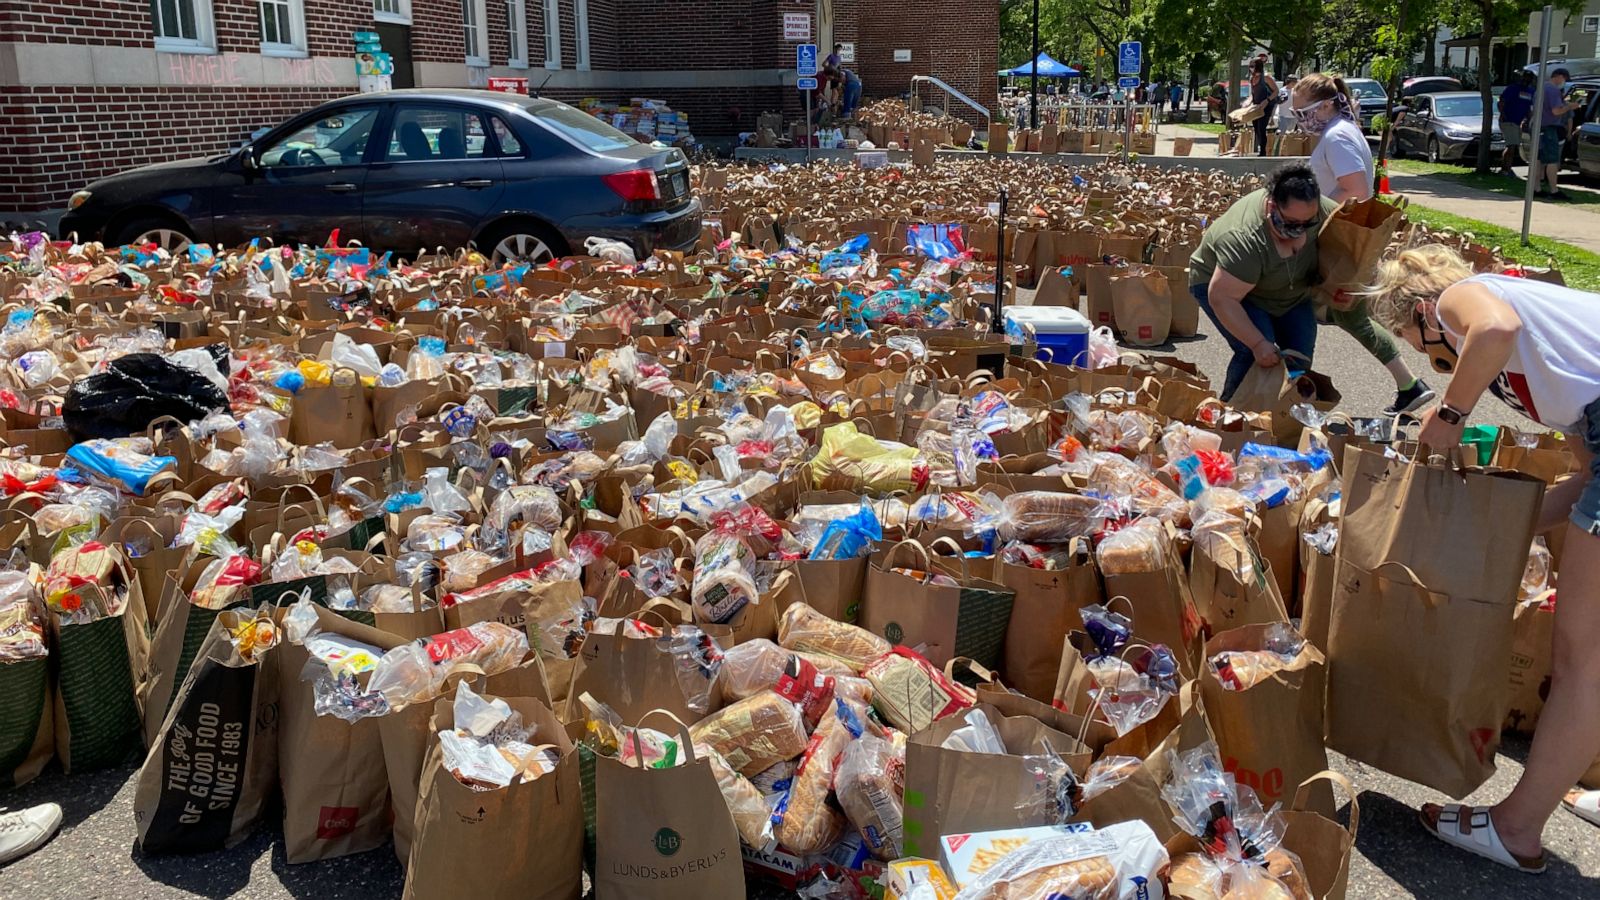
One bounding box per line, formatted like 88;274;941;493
376;22;415;88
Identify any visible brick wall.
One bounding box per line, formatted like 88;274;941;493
0;0;151;46
0;84;348;210
856;0;996;124
411;0;465;62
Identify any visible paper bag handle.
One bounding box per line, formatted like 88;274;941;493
1291;769;1361;841
943;656;997;686
1370;560;1445;608
629;708;698;765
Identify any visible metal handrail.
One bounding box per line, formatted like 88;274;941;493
909;75;991;123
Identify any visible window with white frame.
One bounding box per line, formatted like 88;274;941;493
506;0;528;67
463;0;488;66
574;0;589;70
543;0;560;68
374;0;411;25
151;0;215;52
259;0;307;56
1586;15;1600;34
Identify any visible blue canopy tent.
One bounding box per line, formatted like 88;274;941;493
998;53;1080;78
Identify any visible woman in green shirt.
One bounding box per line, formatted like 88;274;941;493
1189;164;1335;400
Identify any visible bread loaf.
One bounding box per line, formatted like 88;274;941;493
997;491;1104;543
697;742;773;848
834;731;904;859
688;690;808;776
720;638;855;703
776;698;858;853
778;601;892;671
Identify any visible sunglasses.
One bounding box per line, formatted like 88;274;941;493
1269;204;1322;238
1290;98;1331;122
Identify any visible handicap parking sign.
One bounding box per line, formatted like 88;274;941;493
1119;41;1141;75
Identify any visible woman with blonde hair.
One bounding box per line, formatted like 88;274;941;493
1290;72;1434;415
1366;243;1600;873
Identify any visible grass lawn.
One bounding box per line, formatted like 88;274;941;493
1388;157;1600;209
1390;199;1600;290
1182;122;1227;134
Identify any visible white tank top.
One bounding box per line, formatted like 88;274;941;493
1446;274;1600;430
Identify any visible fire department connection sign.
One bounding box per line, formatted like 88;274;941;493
783;13;811;41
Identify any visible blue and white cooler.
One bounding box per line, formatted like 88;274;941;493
1004;306;1091;366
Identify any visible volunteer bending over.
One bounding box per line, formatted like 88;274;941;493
1189;164;1334;401
1366;245;1600;874
1290;73;1435;415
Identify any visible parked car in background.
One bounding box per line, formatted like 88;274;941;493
1524;58;1600;80
1345;78;1389;132
1401;76;1463;99
58;89;701;264
1391;91;1504;162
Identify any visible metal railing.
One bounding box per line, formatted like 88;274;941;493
909;75;991;124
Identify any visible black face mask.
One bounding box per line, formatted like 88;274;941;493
1414;308;1460;373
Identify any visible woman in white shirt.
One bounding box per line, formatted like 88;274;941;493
1367;244;1600;875
1290;73;1434;416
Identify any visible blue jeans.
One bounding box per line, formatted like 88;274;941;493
1192;281;1319;401
843;80;862;116
1571;395;1600;535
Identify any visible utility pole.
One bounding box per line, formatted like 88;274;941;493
1523;5;1554;246
1030;0;1040;128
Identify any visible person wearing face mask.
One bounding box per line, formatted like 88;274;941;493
1248;57;1279;157
1188;164;1334;400
1364;244;1600;874
1290;72;1435;415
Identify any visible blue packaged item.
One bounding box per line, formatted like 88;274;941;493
417;335;447;356
186;245;214;264
1239;442;1331;471
1173;454;1208;500
274;370;306;394
808;506;882;561
837;233;871;254
819;251;862;273
906;223;966;260
66;440;177;496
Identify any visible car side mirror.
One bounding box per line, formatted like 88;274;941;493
241;146;259;172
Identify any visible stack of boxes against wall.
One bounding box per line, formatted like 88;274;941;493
0;0;997;215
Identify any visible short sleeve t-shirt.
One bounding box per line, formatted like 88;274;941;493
1500;84;1532;125
1189;188;1338;314
1542;83;1566;124
1308;118;1374;200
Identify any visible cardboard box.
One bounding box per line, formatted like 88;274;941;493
885;858;958;899
939;823;1094;887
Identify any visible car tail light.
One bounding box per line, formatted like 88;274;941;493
602;169;660;202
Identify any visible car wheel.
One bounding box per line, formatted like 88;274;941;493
109;217;194;252
1427;137;1441;164
479;221;566;266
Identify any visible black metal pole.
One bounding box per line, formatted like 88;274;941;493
992;186;1009;333
1030;0;1040;127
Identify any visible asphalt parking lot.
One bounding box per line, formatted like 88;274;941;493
1;311;1593;898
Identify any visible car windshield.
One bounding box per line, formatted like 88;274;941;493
1434;96;1484;118
531;104;636;152
1348;80;1387;100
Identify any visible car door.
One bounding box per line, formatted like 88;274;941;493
1576;94;1600;176
361;102;507;257
213;104;382;247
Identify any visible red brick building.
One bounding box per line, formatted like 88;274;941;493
0;0;995;214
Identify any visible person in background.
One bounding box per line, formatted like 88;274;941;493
838;66;862;119
1276;74;1300;138
1499;71;1536;177
1189;164;1334;400
1248;56;1279;157
1153;80;1167;115
1364;245;1600;874
1169;81;1184;120
824;43;842;72
0;803;62;866
1534;67;1582;200
1291;72;1435;414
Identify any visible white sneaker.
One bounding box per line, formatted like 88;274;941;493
0;803;62;866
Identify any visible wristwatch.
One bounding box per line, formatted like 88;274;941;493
1436;403;1469;425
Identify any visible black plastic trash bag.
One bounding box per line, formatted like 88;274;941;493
63;352;229;442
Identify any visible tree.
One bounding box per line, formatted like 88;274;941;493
1443;0;1582;174
1364;0;1438;169
1314;0;1391;74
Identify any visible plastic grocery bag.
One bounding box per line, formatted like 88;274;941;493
63;352;229;442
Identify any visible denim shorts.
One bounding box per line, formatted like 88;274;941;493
1571;394;1600;535
1538;126;1564;165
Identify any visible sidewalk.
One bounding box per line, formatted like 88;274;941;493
1388;169;1600;254
1157;123;1221;158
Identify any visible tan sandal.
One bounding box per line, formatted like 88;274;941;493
1419;803;1546;874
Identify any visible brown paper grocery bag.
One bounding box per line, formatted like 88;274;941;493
278;605;403;864
134;606;279;854
912;137;936;168
1200;624;1331;814
1160;266;1200;337
987;122;1009;153
403;695;581;900
563;617;722;726
1073;682;1213;842
1188;537;1289;636
1298;504;1338;653
994;539;1102;704
1280;771;1359;900
1316;198;1404;307
1503;592;1555;735
900;703;1090;858
289;368;375;449
1083;263;1118;329
593;712;744;898
1110;267;1172;346
1102;560;1204;680
1328;445;1544;797
1032;265;1078;308
861;541;1015;671
1173;137;1194;156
